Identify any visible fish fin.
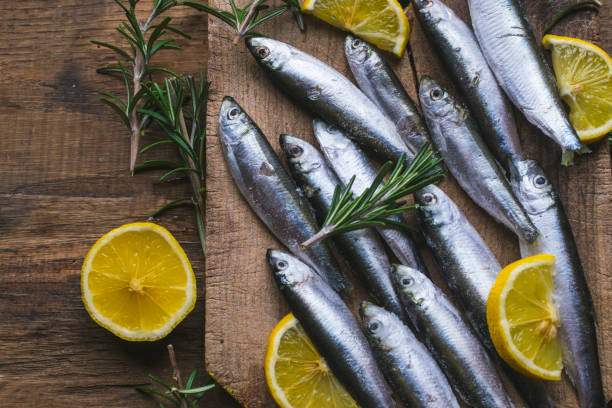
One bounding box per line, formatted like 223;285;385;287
560;149;575;166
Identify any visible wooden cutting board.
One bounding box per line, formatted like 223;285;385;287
205;1;611;406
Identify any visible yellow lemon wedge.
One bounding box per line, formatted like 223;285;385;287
81;222;196;341
301;0;410;57
543;34;612;143
487;254;562;381
265;314;359;408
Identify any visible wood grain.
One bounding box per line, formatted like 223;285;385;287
0;1;239;407
205;1;611;407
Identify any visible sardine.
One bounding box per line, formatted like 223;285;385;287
245;36;416;162
360;301;460;408
467;0;586;165
218;97;347;293
313;119;429;273
415;184;553;408
509;159;604;408
419;76;538;242
280;134;407;321
267;250;396;408
392;265;514;408
412;0;522;166
344;35;430;153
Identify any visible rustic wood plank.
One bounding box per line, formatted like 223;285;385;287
407;1;611;407
0;1;238;406
206;1;611;407
204;3;420;406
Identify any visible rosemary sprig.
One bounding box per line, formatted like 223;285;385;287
183;0;304;44
543;1;602;35
136;345;215;407
301;144;444;249
138;73;209;256
93;0;189;173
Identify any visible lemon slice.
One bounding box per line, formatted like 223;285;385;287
487;254;562;381
265;314;359;408
543;34;612;143
81;222;196;341
301;0;410;57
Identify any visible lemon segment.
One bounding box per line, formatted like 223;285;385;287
265;314;359;408
543;34;612;143
81;222;196;341
301;0;410;57
487;254;562;381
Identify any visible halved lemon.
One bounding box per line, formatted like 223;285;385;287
301;0;410;57
81;222;196;341
487;254;562;381
265;314;358;408
543;34;612;143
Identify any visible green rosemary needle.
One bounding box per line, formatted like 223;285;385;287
543;1;601;35
301;144;444;249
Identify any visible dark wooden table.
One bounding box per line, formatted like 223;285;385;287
0;1;610;407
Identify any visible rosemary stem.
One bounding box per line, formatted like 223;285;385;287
167;344;189;408
301;225;334;249
233;0;262;44
543;1;601;35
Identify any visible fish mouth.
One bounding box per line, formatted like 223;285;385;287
359;301;376;319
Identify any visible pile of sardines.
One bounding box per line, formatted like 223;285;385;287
218;1;604;406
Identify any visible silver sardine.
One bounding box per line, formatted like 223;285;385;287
218;97;347;293
360;301;460;408
412;0;522;166
415;184;553;407
267;250;396;408
245;36;416;162
419;76;538;242
467;0;586;165
509;159;604;408
313;119;428;273
280;134;407;321
344;35;431;153
392;265;514;408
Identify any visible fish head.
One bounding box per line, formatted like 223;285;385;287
218;96;255;147
280;134;323;174
344;35;374;65
267;249;315;289
508;159;556;215
413;0;434;10
312;119;353;162
246;37;291;71
418;75;455;120
391;265;435;308
359;301;403;350
414;184;459;227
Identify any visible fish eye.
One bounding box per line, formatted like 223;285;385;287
421;0;434;7
367;321;380;332
401;277;414;286
351;38;362;49
430;88;444;100
421;192;437;205
276;260;288;270
256;46;270;59
288;145;303;157
534;175;547;188
227;107;240;120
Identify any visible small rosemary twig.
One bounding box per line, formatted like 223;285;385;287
138;74;209;257
301;144;444;249
543;1;602;35
93;0;189;173
183;0;304;44
136;344;215;407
